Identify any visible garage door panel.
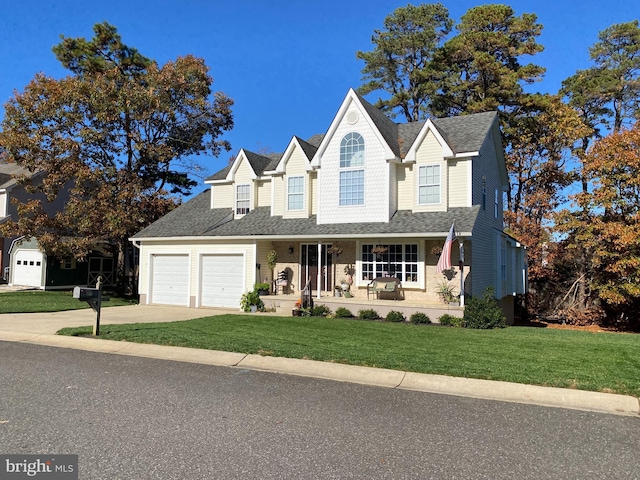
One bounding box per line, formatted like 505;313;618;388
13;251;44;287
201;254;244;308
151;255;189;306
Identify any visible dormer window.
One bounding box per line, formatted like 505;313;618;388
236;184;250;215
339;132;365;206
287;176;304;211
418;165;440;204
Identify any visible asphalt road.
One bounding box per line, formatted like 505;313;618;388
1;342;638;480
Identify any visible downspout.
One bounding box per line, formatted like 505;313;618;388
317;242;322;299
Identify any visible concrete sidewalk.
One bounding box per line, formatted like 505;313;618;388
0;305;637;417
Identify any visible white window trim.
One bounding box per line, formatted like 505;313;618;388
287;176;305;211
417;164;441;205
339;133;365;207
235;184;251;217
359;242;422;288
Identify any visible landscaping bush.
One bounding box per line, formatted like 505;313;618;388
358;308;380;320
410;312;431;324
308;305;332;317
438;314;464;327
463;287;506;329
385;310;406;322
334;307;354;318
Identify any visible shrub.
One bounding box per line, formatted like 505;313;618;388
358;308;380;320
385;310;406;322
463;287;506;329
410;312;431;324
240;290;264;312
310;305;332;317
439;314;464;327
335;307;354;318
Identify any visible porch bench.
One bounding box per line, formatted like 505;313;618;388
367;276;401;300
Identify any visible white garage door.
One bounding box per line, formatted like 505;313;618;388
151;255;189;306
13;250;44;287
200;254;244;308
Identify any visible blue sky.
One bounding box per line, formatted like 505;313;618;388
1;0;637;195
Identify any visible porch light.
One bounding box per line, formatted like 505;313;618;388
288;245;294;255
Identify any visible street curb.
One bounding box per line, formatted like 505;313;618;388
1;330;638;417
399;372;639;416
238;354;406;387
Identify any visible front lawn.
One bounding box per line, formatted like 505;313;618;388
0;290;137;313
57;315;640;398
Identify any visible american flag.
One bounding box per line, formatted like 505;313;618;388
436;223;457;274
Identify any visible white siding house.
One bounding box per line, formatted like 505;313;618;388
132;89;527;322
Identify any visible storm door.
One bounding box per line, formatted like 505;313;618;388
300;244;332;292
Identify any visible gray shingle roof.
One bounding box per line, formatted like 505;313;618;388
0;163;37;189
294;136;319;160
132;190;232;238
355;91;401;158
133;188;480;239
432;111;497;153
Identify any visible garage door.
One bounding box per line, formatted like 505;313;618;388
13;250;44;287
151;255;189;306
200;254;244;308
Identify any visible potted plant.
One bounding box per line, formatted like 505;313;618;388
340;278;350;291
266;250;278;293
436;280;458;305
334;285;342;297
254;282;270;295
292;299;302;316
240;290;264;312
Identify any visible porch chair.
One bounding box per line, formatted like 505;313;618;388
275;270;289;294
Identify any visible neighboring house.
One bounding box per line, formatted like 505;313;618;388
7;236;115;290
132;89;527;321
0;162;114;289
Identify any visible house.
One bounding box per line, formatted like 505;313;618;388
0;162;114;289
131;89;527;322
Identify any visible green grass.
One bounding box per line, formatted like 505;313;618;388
0;290;137;313
57;315;640;398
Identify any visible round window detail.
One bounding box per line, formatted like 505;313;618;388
346;110;359;125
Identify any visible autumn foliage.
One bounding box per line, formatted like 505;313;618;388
0;23;233;292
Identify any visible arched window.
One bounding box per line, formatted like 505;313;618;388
339;133;365;206
340;132;365;168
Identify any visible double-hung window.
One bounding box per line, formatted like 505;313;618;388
287;176;304;211
339;132;365;206
418;165;440;205
236;184;250;215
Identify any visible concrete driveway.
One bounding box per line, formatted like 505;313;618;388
0;304;234;334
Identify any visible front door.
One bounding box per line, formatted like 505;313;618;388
301;244;332;292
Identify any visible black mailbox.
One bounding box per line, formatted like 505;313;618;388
73;286;101;300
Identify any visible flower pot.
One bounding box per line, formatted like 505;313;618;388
250;305;257;313
292;309;301;317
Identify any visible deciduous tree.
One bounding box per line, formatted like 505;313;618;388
557;124;640;327
0;22;234;292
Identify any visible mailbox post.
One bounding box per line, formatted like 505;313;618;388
73;278;109;335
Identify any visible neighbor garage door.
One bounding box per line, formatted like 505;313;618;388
151;255;189;306
12;250;44;287
200;254;244;308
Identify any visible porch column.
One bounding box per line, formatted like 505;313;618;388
459;239;465;307
316;242;322;299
